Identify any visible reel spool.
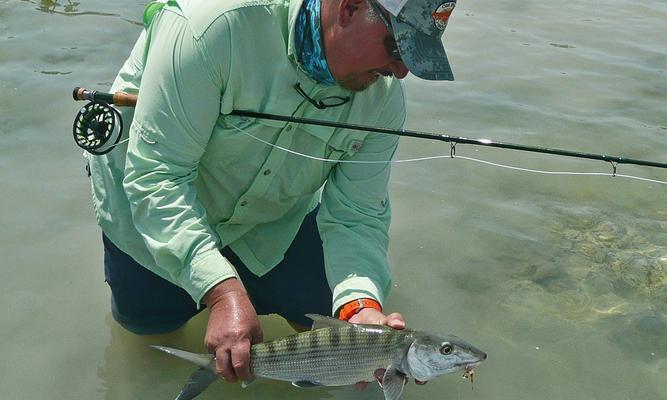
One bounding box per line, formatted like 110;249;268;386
72;100;123;155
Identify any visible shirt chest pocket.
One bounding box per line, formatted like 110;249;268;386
301;123;364;162
202;115;279;168
278;124;365;198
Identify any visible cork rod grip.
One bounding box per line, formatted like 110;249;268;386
72;87;138;107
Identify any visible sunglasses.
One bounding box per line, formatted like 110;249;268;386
294;83;350;109
368;0;402;61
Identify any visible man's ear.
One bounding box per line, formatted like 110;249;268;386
338;0;365;27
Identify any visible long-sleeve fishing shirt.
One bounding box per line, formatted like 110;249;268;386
86;0;406;315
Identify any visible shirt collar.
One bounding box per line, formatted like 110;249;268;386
286;0;306;61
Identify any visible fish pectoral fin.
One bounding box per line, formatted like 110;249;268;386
241;377;256;388
381;366;408;400
305;314;349;330
174;367;218;400
291;380;323;388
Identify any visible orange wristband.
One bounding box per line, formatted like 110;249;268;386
337;298;382;321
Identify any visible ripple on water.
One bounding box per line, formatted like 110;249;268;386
501;203;666;357
585;271;615;295
651;285;667;312
608;312;667;360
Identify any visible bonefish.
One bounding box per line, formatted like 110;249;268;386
153;314;487;400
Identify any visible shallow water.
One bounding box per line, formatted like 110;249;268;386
1;0;665;399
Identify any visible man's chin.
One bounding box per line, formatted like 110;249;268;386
337;72;380;92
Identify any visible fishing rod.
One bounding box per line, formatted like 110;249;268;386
71;87;667;170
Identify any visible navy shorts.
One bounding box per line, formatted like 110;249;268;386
103;208;332;334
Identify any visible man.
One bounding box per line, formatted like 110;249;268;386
88;0;456;386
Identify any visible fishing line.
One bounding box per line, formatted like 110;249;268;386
454;156;667;185
108;137;130;149
228;121;667;186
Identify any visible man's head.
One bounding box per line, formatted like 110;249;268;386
375;0;456;81
321;0;456;91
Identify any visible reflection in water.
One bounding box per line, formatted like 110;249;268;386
38;70;72;75
38;0;79;14
32;0;120;17
98;313;343;400
63;0;79;13
99;312;209;399
38;0;58;13
549;43;576;49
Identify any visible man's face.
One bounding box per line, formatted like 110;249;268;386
327;0;409;91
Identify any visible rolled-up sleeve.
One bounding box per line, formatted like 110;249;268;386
122;11;234;304
318;85;406;314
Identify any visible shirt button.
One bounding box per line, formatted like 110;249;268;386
240;200;248;206
263;169;271;176
285;125;293;131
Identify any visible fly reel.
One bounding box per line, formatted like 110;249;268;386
72;100;123;155
71;87;138;155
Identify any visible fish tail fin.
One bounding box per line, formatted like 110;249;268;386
174;366;218;400
150;346;217;400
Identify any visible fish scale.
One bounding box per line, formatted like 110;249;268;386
251;324;408;385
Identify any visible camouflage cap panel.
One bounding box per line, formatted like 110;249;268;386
395;29;451;76
388;0;456;80
395;0;456;37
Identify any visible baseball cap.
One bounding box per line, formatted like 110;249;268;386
376;0;456;80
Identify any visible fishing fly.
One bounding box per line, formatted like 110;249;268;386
71;86;667;182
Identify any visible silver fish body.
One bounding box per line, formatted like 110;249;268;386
251;322;406;385
153;314;486;400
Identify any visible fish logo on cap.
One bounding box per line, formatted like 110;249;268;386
432;2;456;30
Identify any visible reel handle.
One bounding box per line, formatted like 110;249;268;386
72;87;138;107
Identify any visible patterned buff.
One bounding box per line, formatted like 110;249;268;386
295;0;336;86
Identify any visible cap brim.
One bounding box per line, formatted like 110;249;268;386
391;16;454;81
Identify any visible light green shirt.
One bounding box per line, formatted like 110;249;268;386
87;0;406;314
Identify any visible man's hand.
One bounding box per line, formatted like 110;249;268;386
348;308;427;389
348;307;405;329
203;278;263;383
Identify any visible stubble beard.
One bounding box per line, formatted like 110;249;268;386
337;70;384;92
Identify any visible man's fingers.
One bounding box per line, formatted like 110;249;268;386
354;367;385;391
214;348;238;382
374;368;386;386
254;328;264;344
230;341;253;381
383;312;405;330
354;381;369;390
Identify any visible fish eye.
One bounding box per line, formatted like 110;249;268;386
440;343;453;355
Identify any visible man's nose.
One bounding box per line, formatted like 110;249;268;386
389;60;409;79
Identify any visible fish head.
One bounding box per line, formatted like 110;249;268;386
401;332;487;381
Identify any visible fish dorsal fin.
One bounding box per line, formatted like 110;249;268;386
291;380;323;388
305;314;349;330
380;365;408;400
